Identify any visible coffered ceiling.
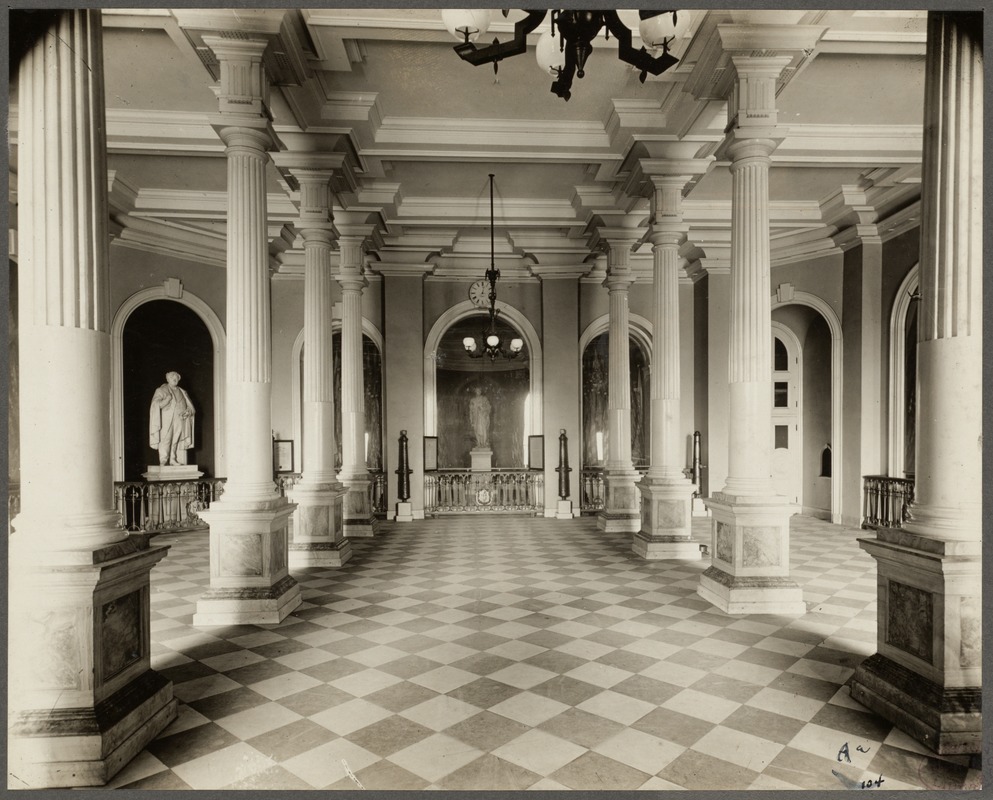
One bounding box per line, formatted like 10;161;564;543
7;8;928;278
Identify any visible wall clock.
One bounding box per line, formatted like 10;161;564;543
468;280;489;308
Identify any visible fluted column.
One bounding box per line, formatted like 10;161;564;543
698;38;819;615
271;156;351;566
596;230;643;533
634;164;707;559
337;222;379;537
194;37;300;626
851;11;982;755
9;10;175;787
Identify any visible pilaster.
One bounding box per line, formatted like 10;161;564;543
9;11;176;787
851;12;982;754
337;218;380;537
700;34;808;615
596;229;644;533
635;164;708;560
194;36;300;626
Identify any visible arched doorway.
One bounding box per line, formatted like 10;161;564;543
121;301;215;480
889;267;919;479
771;323;802;506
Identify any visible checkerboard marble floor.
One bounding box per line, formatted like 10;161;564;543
113;515;981;791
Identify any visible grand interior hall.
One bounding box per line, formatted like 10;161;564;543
5;6;985;793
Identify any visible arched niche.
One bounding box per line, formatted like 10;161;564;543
771;290;843;523
424;300;543;443
578;314;653;470
112;286;226;481
889;265;919;479
290;319;385;475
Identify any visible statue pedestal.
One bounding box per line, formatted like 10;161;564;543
395;501;413;522
556;500;573;520
142;465;204;529
470;447;493;472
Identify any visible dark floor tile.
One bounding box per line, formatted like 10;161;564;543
710;627;766;646
182;640;243;662
767;670;841;701
804;645;864;669
447;676;521;710
665;647;728;672
529;675;604;706
646;628;701;647
396;616;448;633
437;753;541;790
538;707;626;749
611;674;683;705
278;683;354;716
347;714;434;757
116;769;194;790
158;660;218;685
722;704;807;745
583;628;639;648
390;633;445;654
146;721;240;768
631;706;715;748
444;710;531;752
249;637;312;659
595;648;657;673
246;718;336;762
658;748;759;790
274;619;329;638
551;750;650;790
221;764;315;790
450;652;518;676
364;681;440;713
736;646;800;671
689;672;763;703
764;745;851;789
377;653;445;679
866;743;970;790
224;657;293;686
453;630;511;651
338;760;430;790
300;656;365;682
810;701;892;741
522;649;587;676
186;686;271;720
518;629;572;649
334;618;387;635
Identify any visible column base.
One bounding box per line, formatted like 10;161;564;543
342;476;380;538
9;671;176;789
698;566;806;615
289;540;352;568
194;496;300;626
633;532;702;560
850;654;981;755
555;500;574;520
395;501;414;522
288;481;349;567
193;575;301;626
597;468;641;532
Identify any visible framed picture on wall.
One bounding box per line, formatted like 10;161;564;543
273;440;295;474
528;435;544;470
424;436;438;471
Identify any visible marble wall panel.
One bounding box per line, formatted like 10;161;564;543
101;590;142;680
886;580;934;663
221;533;263;577
29;608;82;690
271;527;287;575
657;500;686;528
742;526;781;567
960;595;981;668
715;521;734;563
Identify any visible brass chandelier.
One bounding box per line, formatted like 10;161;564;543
442;10;683;101
462;174;524;361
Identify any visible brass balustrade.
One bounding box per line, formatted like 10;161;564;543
579;465;649;514
862;474;915;529
424;469;544;515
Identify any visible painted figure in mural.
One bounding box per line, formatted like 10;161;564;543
469;386;492;448
149;371;195;466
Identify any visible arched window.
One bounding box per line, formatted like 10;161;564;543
820;445;832;478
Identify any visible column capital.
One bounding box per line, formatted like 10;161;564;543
209;120;277;153
202;35;272;119
717;23;826;57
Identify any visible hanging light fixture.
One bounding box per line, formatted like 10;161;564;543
463;174;524;361
445;10;680;101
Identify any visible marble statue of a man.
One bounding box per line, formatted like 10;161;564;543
149;371;195;466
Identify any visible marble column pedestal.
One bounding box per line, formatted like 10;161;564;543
850;529;981;754
8;539;176;788
633;477;701;560
288;482;351;568
193;496;300;626
342;476;379;538
596;469;641;533
699;492;805;615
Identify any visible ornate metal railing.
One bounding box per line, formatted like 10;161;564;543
114;477;226;534
862;475;915;530
424;469;544;515
579;465;650;514
370;470;388;517
275;472;302;497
